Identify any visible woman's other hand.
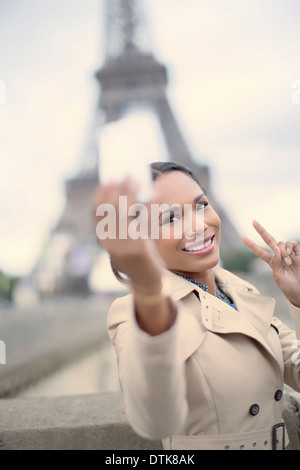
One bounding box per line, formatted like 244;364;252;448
242;220;300;308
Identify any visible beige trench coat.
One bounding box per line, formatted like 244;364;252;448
107;266;300;450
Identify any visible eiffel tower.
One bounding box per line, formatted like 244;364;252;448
34;0;242;296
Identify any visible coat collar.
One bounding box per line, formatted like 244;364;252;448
163;265;281;367
163;264;256;302
163;264;276;333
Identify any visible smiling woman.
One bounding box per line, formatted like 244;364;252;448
94;161;300;450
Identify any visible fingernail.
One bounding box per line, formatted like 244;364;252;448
287;247;291;255
284;257;292;265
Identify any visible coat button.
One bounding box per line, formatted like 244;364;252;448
274;389;283;401
249;404;260;416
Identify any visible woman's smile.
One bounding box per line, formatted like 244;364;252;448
183;234;216;255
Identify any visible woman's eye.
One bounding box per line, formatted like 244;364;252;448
196;202;209;210
170;214;179;223
163;212;179;224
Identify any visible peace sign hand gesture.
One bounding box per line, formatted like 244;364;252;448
242;220;300;308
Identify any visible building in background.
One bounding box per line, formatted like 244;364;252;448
32;0;242;297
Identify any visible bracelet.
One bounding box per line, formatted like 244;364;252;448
131;276;172;306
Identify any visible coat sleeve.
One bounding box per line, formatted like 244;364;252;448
272;303;300;392
106;293;202;440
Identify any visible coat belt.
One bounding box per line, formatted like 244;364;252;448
163;423;286;451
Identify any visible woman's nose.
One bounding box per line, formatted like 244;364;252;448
184;209;207;241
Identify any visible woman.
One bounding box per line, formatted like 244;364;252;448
95;161;300;450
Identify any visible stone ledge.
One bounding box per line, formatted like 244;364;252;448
0;392;162;450
283;386;300;450
0;391;299;450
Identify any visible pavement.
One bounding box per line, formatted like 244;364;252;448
0;294;115;397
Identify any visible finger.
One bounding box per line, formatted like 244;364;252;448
94;181;114;207
94;181;118;220
109;177;141;236
127;177;141;206
252;220;277;252
272;246;285;283
275;241;299;265
286;240;299;256
98;176;138;211
241;236;273;264
277;241;293;266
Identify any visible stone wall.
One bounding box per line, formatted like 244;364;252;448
0;391;299;450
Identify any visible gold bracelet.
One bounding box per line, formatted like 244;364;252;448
131;276;172;306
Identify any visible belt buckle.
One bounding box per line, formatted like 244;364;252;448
272;423;285;450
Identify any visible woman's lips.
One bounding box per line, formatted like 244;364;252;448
183;235;215;255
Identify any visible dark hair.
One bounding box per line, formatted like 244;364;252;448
110;161;203;286
150;161;201;187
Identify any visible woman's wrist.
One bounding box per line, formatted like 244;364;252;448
130;276;176;336
112;251;164;292
130;276;172;305
129;262;165;295
133;295;177;336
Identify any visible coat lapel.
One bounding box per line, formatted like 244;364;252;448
213;266;276;336
208;287;278;358
165;266;280;365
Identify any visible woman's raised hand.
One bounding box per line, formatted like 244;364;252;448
94;175;176;336
242;220;300;308
94;175;164;292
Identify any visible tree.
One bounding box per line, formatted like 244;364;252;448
221;249;257;273
0;271;19;301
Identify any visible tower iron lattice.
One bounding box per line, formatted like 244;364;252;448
34;0;242;295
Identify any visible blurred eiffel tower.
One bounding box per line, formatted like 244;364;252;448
33;0;242;296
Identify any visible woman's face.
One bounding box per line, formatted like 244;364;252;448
151;171;221;279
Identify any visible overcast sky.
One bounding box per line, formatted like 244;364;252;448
0;0;300;277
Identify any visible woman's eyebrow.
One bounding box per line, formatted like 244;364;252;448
158;193;206;220
159;203;181;220
193;193;205;203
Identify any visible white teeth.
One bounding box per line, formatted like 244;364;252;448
185;238;212;251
